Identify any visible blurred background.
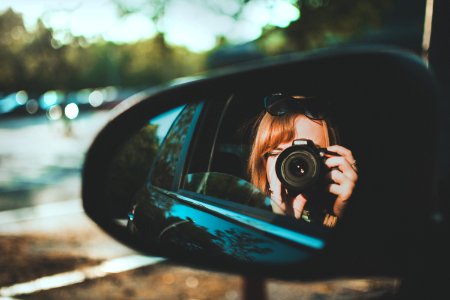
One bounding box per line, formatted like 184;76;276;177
0;0;427;299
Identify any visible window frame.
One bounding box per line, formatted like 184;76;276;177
175;93;329;237
148;101;204;191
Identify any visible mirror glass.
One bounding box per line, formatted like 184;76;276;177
103;104;185;221
179;92;356;229
98;88;361;264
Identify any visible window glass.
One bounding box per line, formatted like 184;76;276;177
181;95;272;210
150;102;201;190
181;92;353;230
150;105;185;145
184;172;271;209
103;105;184;217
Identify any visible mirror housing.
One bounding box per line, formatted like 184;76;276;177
82;46;438;279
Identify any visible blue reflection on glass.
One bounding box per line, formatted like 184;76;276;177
149;105;185;143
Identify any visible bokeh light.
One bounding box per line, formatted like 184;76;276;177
88;90;104;107
39;90;64;110
15;91;28;105
64;103;79;120
25;99;39;114
47;105;63;120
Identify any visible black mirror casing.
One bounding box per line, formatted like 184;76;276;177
82;46;439;280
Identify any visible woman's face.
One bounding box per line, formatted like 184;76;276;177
265;115;327;186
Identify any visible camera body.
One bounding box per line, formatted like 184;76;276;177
275;139;336;224
275;139;331;193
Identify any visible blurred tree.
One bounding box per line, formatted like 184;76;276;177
21;20;72;92
0;10;72;93
112;0;424;58
278;0;392;51
119;34;206;87
0;9;28;92
112;0;393;52
0;0;424;93
64;41;121;89
0;8;206;94
270;0;425;53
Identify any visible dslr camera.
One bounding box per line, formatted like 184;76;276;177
275;139;334;193
275;139;337;224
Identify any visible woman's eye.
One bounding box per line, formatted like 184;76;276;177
267;151;281;157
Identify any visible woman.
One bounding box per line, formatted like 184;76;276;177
248;93;358;227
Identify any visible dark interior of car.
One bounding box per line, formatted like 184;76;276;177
206;90;341;183
208;93;261;181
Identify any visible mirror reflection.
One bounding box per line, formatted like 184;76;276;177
105;91;358;259
128;187;314;264
103;105;185;218
246;93;358;227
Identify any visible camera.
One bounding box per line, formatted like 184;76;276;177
275;139;332;194
275;139;337;225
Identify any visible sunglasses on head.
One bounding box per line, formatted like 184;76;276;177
264;93;328;120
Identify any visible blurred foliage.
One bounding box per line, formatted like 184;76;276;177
110;0;422;64
260;0;393;54
112;0;397;53
1;0;424;93
0;8;206;94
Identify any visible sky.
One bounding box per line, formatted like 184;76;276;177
0;0;300;52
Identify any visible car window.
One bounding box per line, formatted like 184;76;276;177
150;102;203;190
184;172;271;209
179;94;268;208
150;105;185;146
180;90;351;230
103;105;185;217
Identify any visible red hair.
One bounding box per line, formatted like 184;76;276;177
248;112;331;195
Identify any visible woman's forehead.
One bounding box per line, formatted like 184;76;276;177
293;115;327;146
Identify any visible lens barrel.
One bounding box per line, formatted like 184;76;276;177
275;141;324;193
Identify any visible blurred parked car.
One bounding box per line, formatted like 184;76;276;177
0;90;28;117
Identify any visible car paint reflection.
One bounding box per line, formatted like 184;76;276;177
128;187;319;265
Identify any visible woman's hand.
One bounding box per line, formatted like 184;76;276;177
325;145;358;217
266;144;358;220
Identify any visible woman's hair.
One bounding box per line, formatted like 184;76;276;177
247;111;334;195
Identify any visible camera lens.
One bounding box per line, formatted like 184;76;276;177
288;158;309;178
276;147;322;192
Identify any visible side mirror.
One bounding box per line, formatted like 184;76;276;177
82;47;438;279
